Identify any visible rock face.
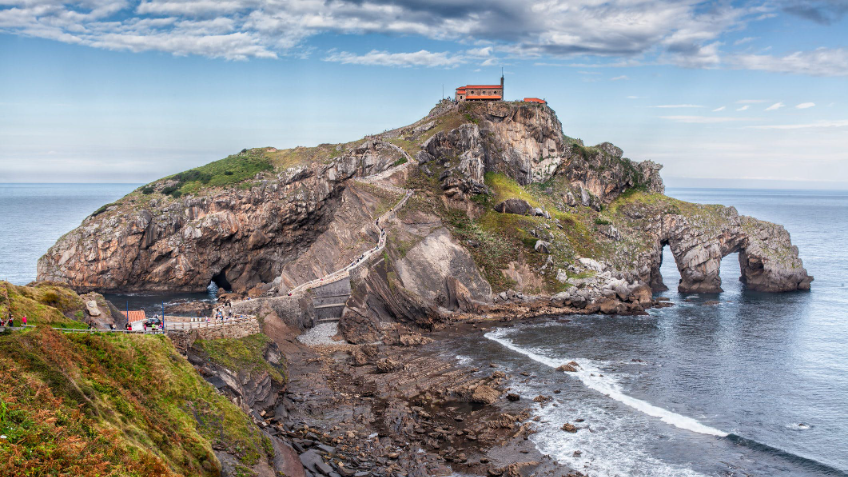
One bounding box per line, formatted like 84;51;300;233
37;141;401;293
559;142;664;205
629;202;813;293
417;103;663;207
417;103;571;201
340;214;491;344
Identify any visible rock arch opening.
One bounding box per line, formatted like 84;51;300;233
651;241;682;292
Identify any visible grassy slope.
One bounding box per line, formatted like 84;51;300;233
1;281;89;328
0;327;272;477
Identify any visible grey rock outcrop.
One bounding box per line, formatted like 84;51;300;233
188;337;286;415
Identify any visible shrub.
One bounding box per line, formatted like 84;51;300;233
140;186;155;195
595;217;611;225
90;204;111;217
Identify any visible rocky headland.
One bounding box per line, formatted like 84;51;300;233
39;100;811;320
27;100;814;476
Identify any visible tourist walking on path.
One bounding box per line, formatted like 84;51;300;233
22;315;27;327
7;316;13;328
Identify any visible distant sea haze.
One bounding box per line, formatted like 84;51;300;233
1;184;847;475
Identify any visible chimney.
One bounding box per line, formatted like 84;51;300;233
500;69;504;99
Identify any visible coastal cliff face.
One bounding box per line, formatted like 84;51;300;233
38;141;403;293
39;101;811;313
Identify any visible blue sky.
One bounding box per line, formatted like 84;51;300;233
1;1;846;188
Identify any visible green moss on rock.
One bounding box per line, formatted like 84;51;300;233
194;334;286;385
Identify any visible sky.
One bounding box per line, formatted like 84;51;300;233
0;1;847;189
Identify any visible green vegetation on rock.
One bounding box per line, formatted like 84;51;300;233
0;326;272;476
194;334;286;385
160;153;274;197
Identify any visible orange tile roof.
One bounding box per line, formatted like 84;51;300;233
524;97;546;104
121;310;147;322
466;95;502;100
461;85;502;89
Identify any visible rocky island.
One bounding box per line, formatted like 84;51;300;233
39;100;811;303
18;100;813;476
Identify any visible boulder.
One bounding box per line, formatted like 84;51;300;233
85;300;101;316
471;385;500;405
494;198;533;216
630;284;653;305
534;240;551;254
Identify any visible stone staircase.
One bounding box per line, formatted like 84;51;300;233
309;279;351;324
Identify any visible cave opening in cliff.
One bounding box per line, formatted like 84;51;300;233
210;272;232;293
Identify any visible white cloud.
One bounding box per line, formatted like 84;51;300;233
747;120;848;130
713;106;727;111
323;49;464;68
765;102;785;111
796;102;816;109
660;41;722;69
661;115;752;124
653;104;704;108
627;95;639;99
0;0;776;67
737;99;768;104
731;47;848;76
466;47;493;58
610;75;629;81
736;105;750;111
734;37;757;46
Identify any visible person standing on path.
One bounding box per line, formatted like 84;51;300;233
21;315;27;327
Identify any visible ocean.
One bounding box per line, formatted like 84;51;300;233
2;184;847;475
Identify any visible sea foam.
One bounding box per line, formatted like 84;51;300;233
485;328;728;437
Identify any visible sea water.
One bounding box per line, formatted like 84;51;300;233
446;188;848;476
0;183;140;285
0;183;215;312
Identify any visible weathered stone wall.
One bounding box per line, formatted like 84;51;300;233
167;319;261;354
231;295;316;330
196;319;261;340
